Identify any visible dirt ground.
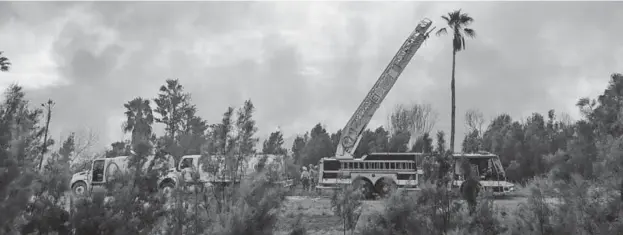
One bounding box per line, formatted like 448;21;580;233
275;190;528;235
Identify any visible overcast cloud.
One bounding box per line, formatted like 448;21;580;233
0;1;621;152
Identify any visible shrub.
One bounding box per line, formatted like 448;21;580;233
509;175;623;235
361;181;463;235
208;172;288;235
330;184;363;235
288;214;307;235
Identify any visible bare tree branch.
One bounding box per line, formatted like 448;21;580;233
388;102;438;146
73;127;100;157
464;108;485;134
409;103;438;138
558;112;574;127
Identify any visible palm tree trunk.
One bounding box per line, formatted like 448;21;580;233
450;50;456;154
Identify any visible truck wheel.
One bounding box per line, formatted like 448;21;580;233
72;181;87;196
160;182;175;197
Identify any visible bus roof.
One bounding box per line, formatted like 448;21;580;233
451;152;498;158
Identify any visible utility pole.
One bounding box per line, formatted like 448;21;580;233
39;99;55;171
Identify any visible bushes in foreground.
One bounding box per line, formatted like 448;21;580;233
358;174;623;235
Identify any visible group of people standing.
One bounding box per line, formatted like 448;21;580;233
300;164;318;191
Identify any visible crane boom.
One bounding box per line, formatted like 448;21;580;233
335;18;433;159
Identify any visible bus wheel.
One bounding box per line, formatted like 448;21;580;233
352;178;373;200
376;178;398;198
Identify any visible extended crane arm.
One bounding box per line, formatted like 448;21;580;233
335;18;433;159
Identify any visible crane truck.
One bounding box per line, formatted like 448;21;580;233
315;18;515;198
316;18;434;199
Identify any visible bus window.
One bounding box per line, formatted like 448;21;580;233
323;160;341;171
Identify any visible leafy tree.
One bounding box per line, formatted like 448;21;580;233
56;133;75;173
291;133;308;164
123;97;155;147
545;109;575;154
521;113;550;178
353;127;390;157
177;105;209;155
210;107;235;155
236;100;259;155
411;132;433;153
388;130;410;152
435;130;447;155
371;127;390;153
353;129;374;158
462;129;481;153
0;85;45;159
330;129;342;153
462;109;485;153
0;51;10;72
0;85;41;233
58;132;75;160
153;79;191;139
262;130;287;155
436;9;476;153
233;99;259;178
586;73;623;137
300;123;333;166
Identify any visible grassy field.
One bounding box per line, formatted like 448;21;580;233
275;187;529;235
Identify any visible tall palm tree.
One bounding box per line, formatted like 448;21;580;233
123;97;155;146
0;51;11;72
436;9;476;154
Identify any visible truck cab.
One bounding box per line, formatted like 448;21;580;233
157;154;294;194
70;155;173;196
157;155;244;194
70;156;129;196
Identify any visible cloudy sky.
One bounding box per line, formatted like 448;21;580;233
0;1;621;152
